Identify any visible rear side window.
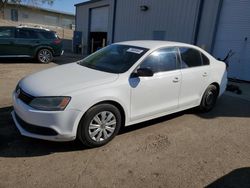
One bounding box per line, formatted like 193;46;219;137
38;31;57;39
140;47;178;73
17;29;38;39
0;28;14;38
179;47;203;68
201;53;210;65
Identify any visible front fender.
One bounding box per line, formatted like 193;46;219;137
68;82;131;136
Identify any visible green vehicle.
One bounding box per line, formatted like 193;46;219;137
0;26;64;63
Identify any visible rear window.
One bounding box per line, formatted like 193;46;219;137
16;29;38;39
38;31;58;39
0;28;14;38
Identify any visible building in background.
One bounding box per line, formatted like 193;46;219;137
75;0;250;81
2;3;75;29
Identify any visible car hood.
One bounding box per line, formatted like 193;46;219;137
19;63;119;96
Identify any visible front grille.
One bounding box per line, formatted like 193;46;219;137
17;87;34;105
15;112;58;136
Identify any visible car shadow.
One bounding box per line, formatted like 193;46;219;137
120;111;185;134
0;105;185;158
0;106;87;158
0;58;38;64
0;95;249;158
197;94;250;119
205;167;250;188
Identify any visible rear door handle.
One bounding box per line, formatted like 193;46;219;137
173;77;179;83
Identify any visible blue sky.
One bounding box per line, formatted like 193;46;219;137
41;0;88;14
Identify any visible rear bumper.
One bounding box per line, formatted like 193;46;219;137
54;50;64;57
219;71;228;97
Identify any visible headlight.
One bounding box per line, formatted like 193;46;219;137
29;97;71;111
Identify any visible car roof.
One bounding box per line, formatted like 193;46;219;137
116;40;199;50
0;26;51;32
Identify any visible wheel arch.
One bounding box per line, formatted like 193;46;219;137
210;82;220;96
73;99;127;137
199;82;220;105
92;100;126;128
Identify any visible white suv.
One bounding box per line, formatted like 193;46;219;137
12;41;227;147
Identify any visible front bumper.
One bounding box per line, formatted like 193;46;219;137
12;92;80;142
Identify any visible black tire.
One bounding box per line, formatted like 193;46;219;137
199;85;218;112
77;104;122;147
37;48;53;63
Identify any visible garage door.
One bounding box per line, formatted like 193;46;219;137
213;0;250;81
90;6;109;32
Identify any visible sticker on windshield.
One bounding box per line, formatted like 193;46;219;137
127;48;144;54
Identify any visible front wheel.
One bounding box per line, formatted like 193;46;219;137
199;85;218;112
37;49;53;63
77;104;122;147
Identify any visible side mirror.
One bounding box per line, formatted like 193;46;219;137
136;68;154;77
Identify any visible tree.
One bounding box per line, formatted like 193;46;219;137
0;0;55;19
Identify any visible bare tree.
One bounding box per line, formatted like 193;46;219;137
0;0;55;19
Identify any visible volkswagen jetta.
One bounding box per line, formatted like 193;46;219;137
12;41;227;147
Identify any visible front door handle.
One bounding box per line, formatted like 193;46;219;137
203;72;208;77
173;77;179;83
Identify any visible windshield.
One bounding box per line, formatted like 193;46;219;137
79;44;149;73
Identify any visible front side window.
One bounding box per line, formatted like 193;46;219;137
0;28;14;38
79;44;148;73
179;47;203;68
139;47;178;73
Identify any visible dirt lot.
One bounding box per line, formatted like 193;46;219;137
0;55;250;188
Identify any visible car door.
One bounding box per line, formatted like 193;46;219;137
14;28;40;57
130;47;181;121
178;47;210;109
0;27;15;56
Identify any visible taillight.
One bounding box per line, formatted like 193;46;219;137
53;39;62;45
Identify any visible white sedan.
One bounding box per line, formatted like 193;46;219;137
12;41;227;147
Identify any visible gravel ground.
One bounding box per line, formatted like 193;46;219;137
0;55;250;188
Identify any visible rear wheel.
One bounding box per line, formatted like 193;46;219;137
77;104;121;147
37;49;53;63
199;85;218;112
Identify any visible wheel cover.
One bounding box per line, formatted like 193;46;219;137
88;111;117;142
205;91;215;106
38;49;51;63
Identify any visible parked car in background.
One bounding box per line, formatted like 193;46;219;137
12;41;227;147
0;26;63;63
